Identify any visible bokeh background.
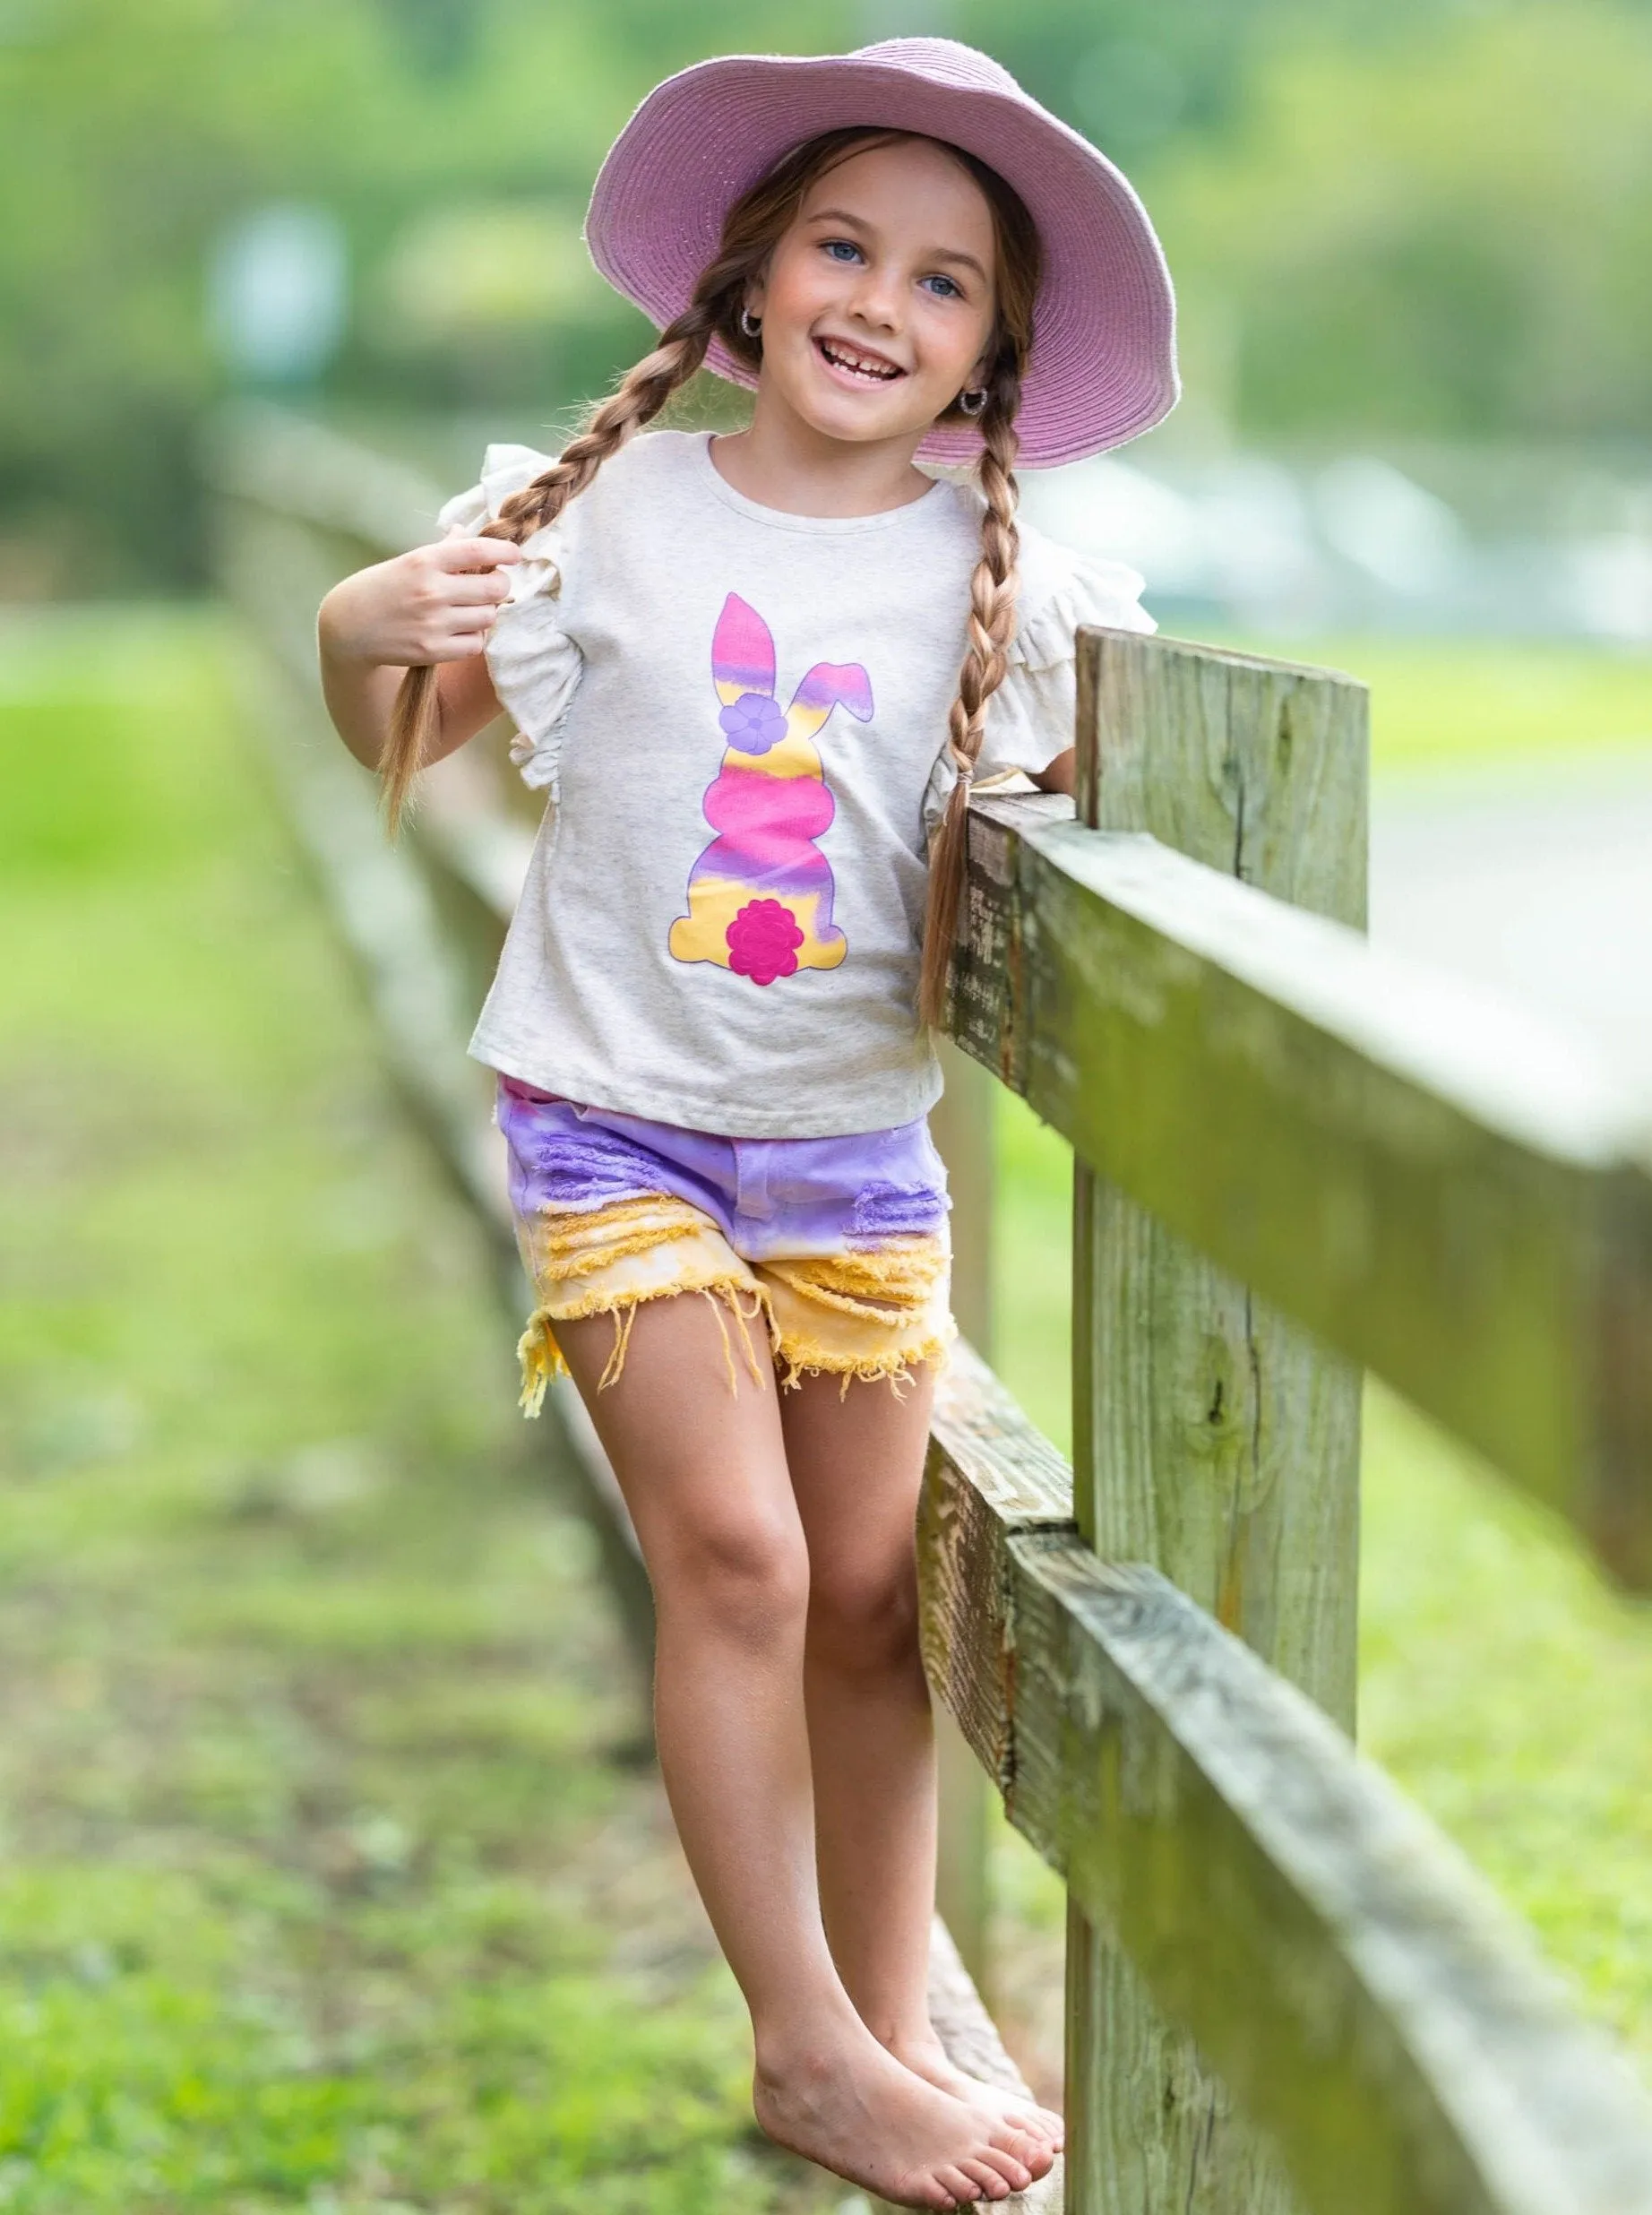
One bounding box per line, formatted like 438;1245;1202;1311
13;0;1652;630
4;3;1651;2208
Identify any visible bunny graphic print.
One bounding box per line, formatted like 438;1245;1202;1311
448;429;1154;1137
669;594;873;986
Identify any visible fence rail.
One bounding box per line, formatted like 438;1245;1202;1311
958;784;1652;1582
210;403;1652;2215
925;1345;1652;2215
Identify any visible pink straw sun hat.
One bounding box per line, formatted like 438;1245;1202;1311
584;36;1180;470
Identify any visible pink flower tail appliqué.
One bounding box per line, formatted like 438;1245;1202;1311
726;898;804;985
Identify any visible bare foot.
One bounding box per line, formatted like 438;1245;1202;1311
753;2020;1055;2209
889;2031;1064;2155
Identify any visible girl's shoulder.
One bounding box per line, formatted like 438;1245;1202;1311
1011;513;1156;671
940;475;1155;667
437;442;555;540
436;426;680;547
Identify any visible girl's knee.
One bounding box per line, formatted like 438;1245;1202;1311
807;1556;921;1676
657;1510;811;1647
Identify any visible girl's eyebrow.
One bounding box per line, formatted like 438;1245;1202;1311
804;206;988;286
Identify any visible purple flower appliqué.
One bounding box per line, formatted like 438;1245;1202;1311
726;898;804;986
718;694;788;754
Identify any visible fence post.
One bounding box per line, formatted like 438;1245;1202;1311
1065;633;1369;2212
927;1036;997;1995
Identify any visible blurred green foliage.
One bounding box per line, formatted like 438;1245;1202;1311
2;0;1650;592
1155;3;1652;440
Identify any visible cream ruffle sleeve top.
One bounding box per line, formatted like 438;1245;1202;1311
438;427;1154;1138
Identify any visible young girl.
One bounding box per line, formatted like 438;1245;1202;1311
318;36;1175;2207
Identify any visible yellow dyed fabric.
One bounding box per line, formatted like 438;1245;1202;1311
512;1193;954;1410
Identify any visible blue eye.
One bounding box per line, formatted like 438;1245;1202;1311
822;238;862;263
925;273;963;299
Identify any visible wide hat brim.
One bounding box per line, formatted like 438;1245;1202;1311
584;41;1180;470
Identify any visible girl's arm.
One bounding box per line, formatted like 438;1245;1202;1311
317;536;523;772
1027;747;1075;797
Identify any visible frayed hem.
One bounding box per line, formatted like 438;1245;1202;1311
516;1309;569;1418
776;1327;955;1402
516;1277;779;1415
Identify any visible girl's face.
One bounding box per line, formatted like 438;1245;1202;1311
747;137;999;449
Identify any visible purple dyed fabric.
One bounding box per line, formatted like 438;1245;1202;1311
495;1075;949;1262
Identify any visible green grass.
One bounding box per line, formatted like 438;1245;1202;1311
0;609;827;2214
988;620;1652;2084
1214;632;1652;775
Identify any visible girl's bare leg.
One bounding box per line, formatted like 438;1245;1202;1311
780;1360;1064;2151
552;1290;1050;2209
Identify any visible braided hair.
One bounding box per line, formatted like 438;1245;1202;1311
380;127;1042;1035
380;295;733;837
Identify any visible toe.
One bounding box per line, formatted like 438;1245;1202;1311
1002;2109;1057;2154
958;2161;1009;2200
934;2166;979;2204
990;2125;1046;2175
898;2166;957;2211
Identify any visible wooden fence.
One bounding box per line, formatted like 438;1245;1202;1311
210;402;1652;2215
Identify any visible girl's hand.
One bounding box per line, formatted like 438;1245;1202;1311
317;534;521;772
319;535;523;669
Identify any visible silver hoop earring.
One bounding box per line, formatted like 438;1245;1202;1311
958;385;988;418
738;306;761;340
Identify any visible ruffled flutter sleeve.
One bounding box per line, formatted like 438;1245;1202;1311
437;444;584;797
985;533;1155;780
923;528;1155;843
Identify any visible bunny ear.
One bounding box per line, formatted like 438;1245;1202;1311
786;660;875;739
712;593;776;705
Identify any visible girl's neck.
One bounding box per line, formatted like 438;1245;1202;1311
708;392;936;519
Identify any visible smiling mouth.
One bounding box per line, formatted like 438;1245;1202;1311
814;336;905;384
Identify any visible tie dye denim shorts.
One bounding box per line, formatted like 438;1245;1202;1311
494;1075;956;1411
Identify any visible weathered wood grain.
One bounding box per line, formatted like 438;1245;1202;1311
1068;627;1367;2213
950;789;1652;1586
921;1340;1076;1811
918;1404;1652;2215
928;1044;1003;1992
1073;630;1366;1707
1077;630;1370;928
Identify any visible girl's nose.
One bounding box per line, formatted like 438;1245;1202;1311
844;267;902;332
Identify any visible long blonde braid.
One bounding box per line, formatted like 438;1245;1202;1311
916;362;1025;1030
375;131;928;839
379;280;740;835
